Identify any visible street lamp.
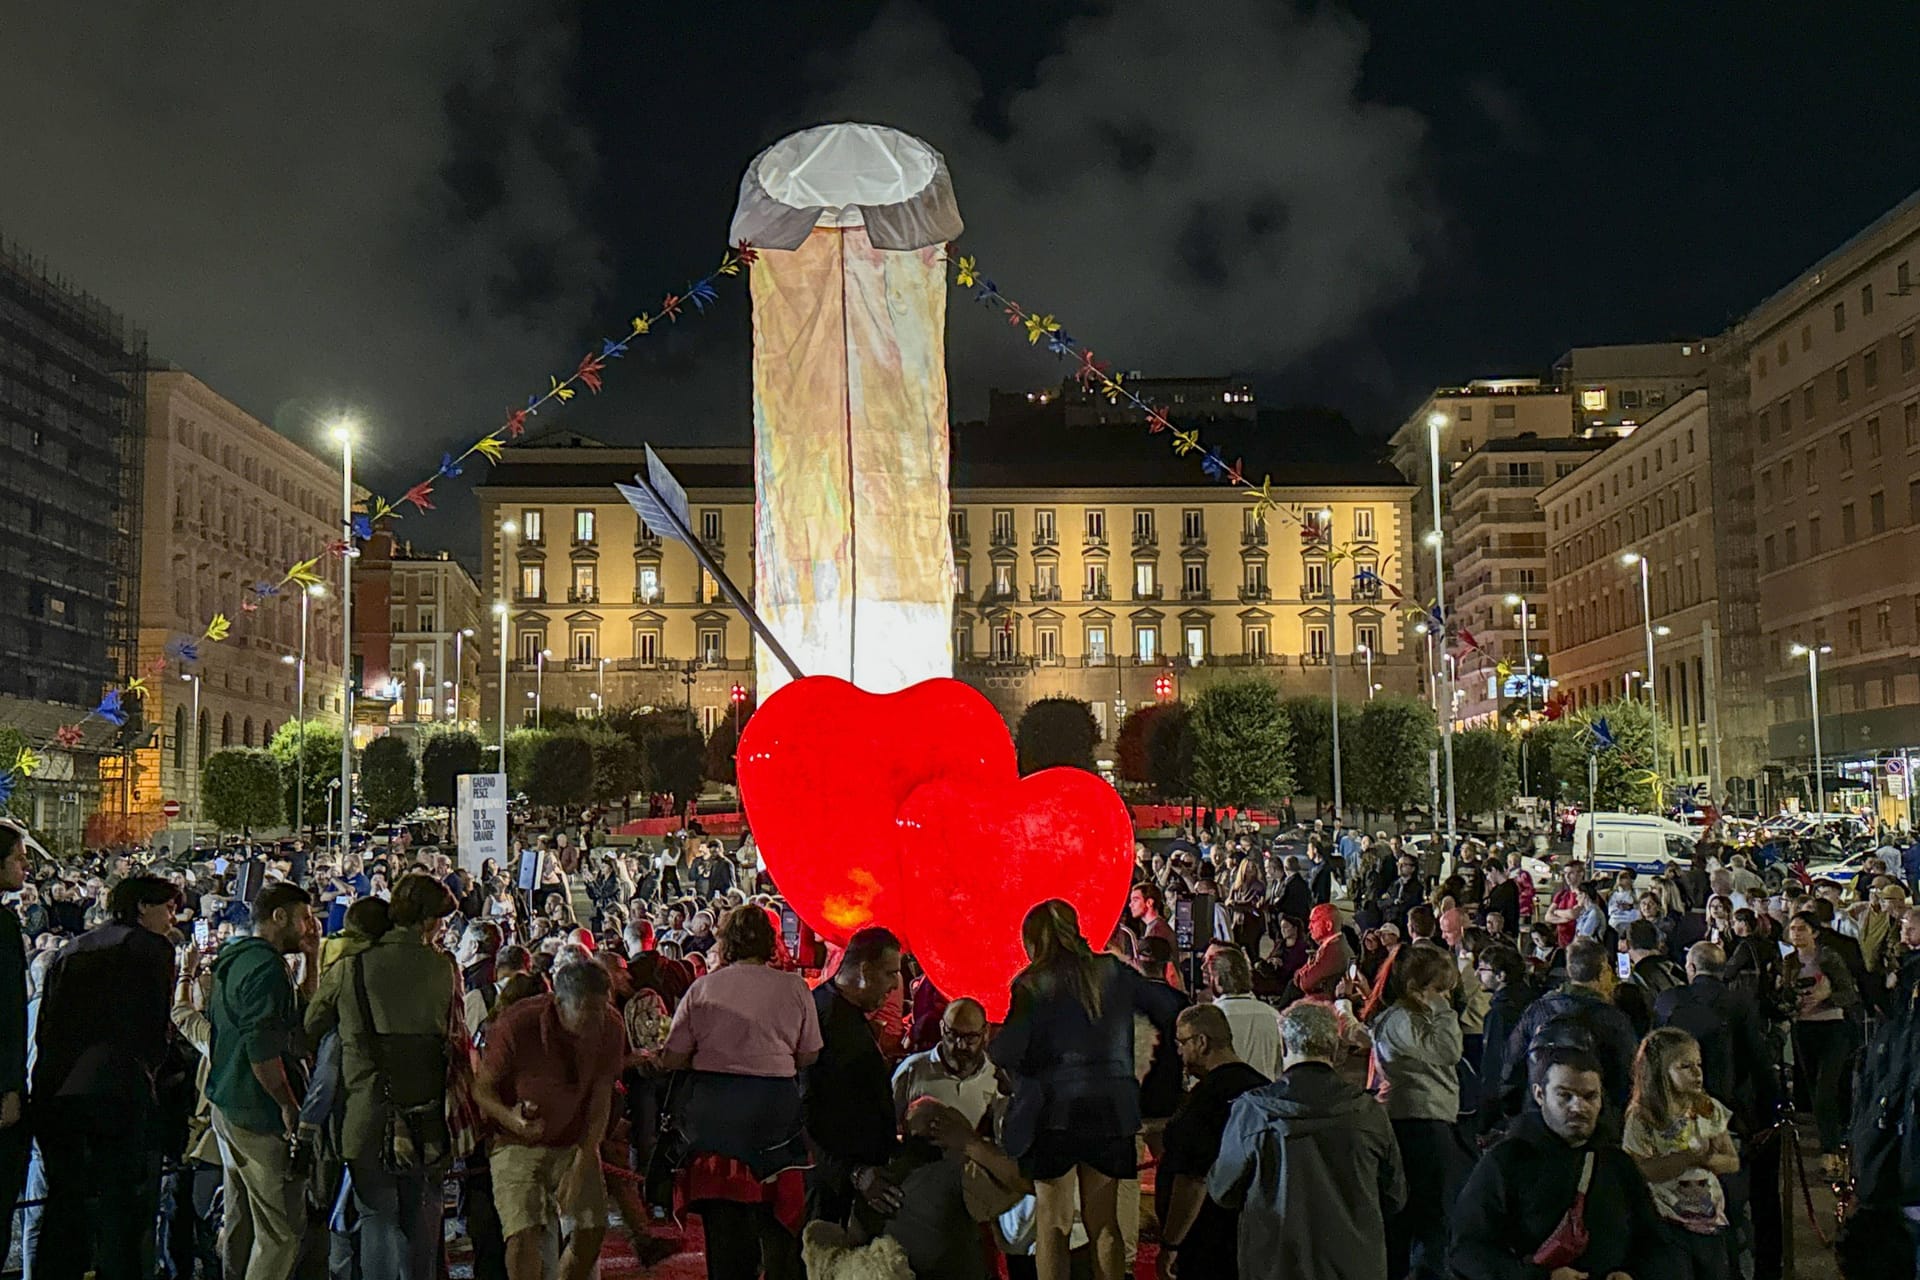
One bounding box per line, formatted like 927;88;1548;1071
1623;669;1643;700
412;659;427;724
1319;507;1344;824
283;583;324;835
334;419;356;854
1620;551;1662;786
492;602;509;763
1505;592;1535;812
180;672;201;830
1790;643;1833;816
730;682;747;757
454;627;474;725
598;655;610;715
1357;643;1375;700
1425;409;1457;848
535;648;551;728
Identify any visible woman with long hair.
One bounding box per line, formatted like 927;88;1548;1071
1369;942;1466;1280
990;899;1182;1280
1623;1028;1739;1278
1785;911;1860;1180
1227;856;1265;952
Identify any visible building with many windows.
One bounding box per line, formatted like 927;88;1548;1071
475;430;1417;747
1541;390;1767;802
134;370;351;832
1739;188;1920;815
355;529;484;731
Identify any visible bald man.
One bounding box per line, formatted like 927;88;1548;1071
892;997;997;1127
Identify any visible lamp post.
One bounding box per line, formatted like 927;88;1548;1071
1623;669;1643;700
1319;508;1344;824
730;682;747;754
282;583;324;835
535;648;550;729
1620;552;1662;787
1791;642;1833;816
412;660;426;724
1505;592;1534;810
598;656;610;715
493;602;509;762
1426;410;1457;848
1358;643;1375;700
454;627;473;725
180;672;201;830
334;420;356;854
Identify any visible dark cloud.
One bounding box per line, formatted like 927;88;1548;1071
0;0;605;483
801;0;1439;406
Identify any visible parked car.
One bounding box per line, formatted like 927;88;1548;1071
1570;812;1700;875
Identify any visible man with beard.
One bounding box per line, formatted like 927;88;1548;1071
1452;1048;1668;1280
892;998;996;1127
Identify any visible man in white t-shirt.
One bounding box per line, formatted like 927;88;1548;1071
1205;946;1283;1080
892;998;997;1127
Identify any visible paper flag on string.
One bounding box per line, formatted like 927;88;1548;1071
53;725;83;749
13;749;38;778
1590;718;1615;751
93;690;127;727
204;614;230;642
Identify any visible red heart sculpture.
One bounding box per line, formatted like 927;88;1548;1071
895;767;1136;1021
738;676;1016;944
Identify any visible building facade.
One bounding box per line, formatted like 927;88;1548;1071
134;371;351;830
1738;189;1920;816
357;531;485;730
1541;390;1767;803
475;433;1418;748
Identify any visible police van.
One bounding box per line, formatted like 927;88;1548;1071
1571;812;1700;875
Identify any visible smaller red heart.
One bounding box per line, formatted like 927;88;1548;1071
738;676;1016;944
895;767;1135;1021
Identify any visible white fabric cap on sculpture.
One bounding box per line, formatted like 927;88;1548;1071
734;123;963;699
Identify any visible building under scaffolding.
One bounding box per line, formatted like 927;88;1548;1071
0;238;147;849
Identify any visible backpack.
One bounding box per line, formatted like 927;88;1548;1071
1527;993;1603;1057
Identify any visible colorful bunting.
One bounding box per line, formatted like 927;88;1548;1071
52;725;83;749
203;614;231;643
91;691;126;727
12;749;39;779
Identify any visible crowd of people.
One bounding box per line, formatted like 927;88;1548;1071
0;810;1913;1280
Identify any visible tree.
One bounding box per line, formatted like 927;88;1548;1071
1349;695;1436;822
1547;699;1675;813
579;728;642;810
360;735;420;825
1146;703;1196;802
201;748;285;834
1518;719;1572;808
268;720;342;832
1452;727;1515;825
1279;695;1361;814
0;726;32;824
1015;697;1101;774
703;699;756;786
504;728;551;795
1115;706;1164;785
420;729;486;812
1191;679;1292;808
526;734;594;811
650;729;708;817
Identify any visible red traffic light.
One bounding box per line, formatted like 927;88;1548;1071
730;683;748;705
1154;674;1174;701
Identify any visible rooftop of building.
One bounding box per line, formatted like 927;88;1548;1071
1466;435;1616;456
1742;185;1920;334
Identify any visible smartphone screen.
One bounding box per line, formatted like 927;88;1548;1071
193;919;210;947
1616;952;1632;980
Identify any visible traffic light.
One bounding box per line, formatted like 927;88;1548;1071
1154;673;1174;702
729;683;748;706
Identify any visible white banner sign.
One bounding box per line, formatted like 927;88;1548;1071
456;773;508;874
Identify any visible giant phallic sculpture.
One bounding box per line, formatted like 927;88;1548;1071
730;123;963;701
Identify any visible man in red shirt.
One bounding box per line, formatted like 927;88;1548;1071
1546;861;1586;948
475;958;625;1280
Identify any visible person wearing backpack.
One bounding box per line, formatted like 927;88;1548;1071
1615;921;1688;1039
305;872;461;1280
1499;938;1639;1116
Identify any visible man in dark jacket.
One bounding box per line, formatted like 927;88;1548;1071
1614;919;1687;1038
30;873;181;1280
1377;855;1425;933
805;926;904;1227
1473;943;1534;1135
1481;863;1521;939
1275;857;1313;925
1210;1000;1404;1279
1156;1004;1268;1279
1305;843;1335;907
1500;938;1638;1112
1454;1047;1669;1280
0;824;30;1268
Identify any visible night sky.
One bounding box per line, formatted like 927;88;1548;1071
3;1;1915;558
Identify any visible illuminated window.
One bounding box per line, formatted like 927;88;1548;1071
633;629;659;665
1134;626;1158;662
1580;389;1607;412
572;631;595;664
521;509;543;542
574;509;595;543
518;565;544;600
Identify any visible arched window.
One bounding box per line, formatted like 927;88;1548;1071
262;719;274;746
220;713;232;748
242;717;254;747
173;707;186;770
197;710;210;765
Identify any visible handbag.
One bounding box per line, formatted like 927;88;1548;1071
349;954;452;1173
1530;1151;1594;1269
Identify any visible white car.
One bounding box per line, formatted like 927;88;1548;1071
1803;849;1888;889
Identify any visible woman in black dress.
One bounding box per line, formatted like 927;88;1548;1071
990;900;1182;1280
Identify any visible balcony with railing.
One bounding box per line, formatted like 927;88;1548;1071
634;588;663;605
1300;652;1330;667
1298;581;1331;601
949;522;970;548
1351;578;1382;603
1241;525;1269;547
989;528;1018;550
1221;652;1285;667
1180;528;1207;549
634;531;661;553
1179;586;1210;601
1454;469;1545;503
1081;584;1112;601
1032;529;1058;550
982;586;1019;604
1133;585;1163;600
566;587;599;604
1238;585;1271;603
1083;531;1108;550
1132;529;1158;550
513;588;547;605
1029;585;1062;602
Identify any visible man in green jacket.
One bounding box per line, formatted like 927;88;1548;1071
305;872;459;1280
207;881;317;1280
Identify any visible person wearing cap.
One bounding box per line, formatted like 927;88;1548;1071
1864;883;1911;1009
